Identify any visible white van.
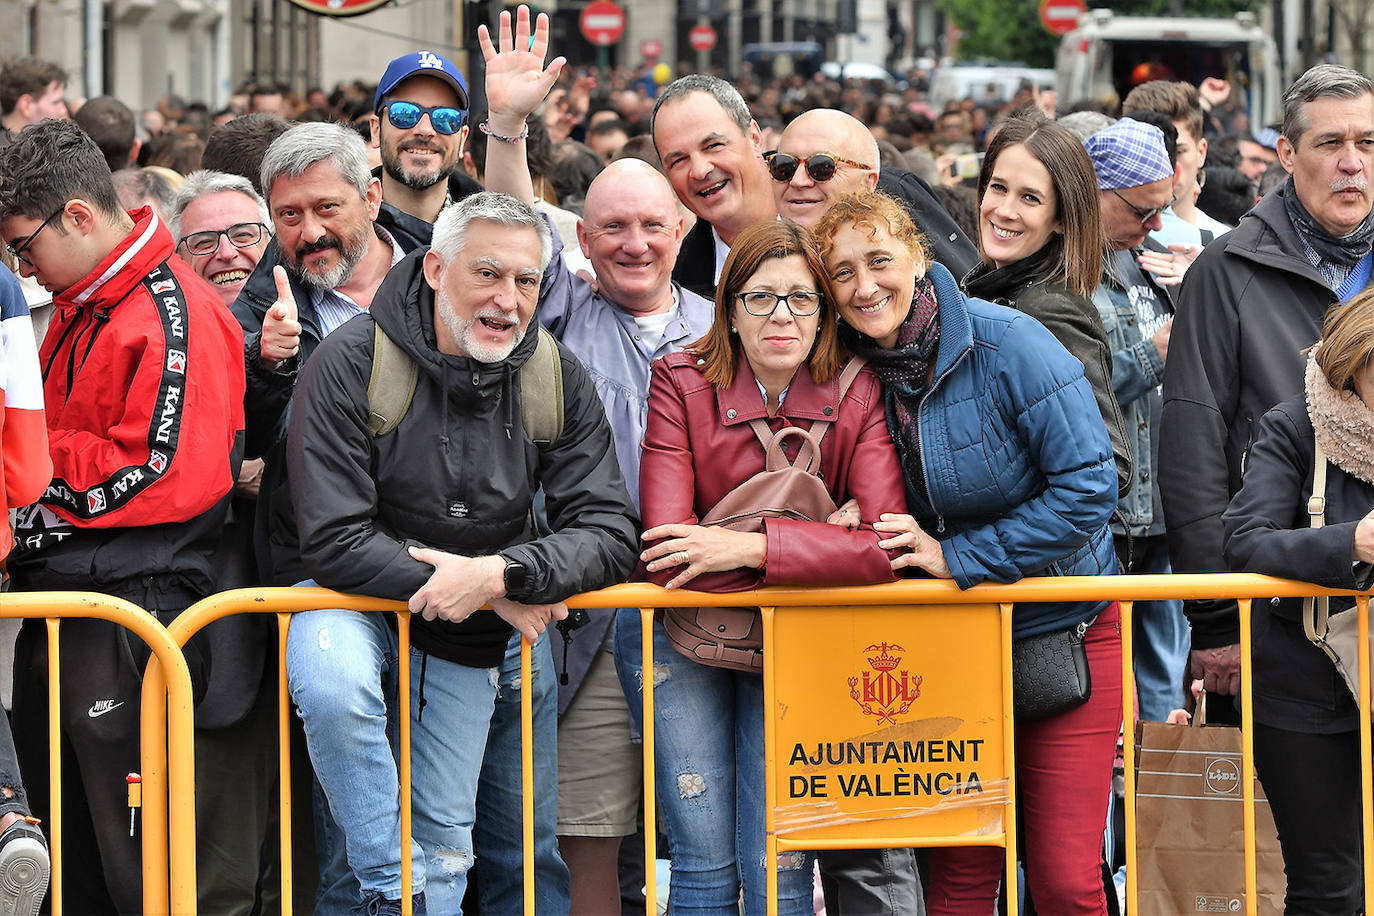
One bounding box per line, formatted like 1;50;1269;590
1056;9;1281;129
929;64;1056;111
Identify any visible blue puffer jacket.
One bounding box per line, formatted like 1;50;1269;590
896;264;1119;638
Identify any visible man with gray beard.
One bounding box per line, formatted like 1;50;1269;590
230;121;404;584
281;189;637;914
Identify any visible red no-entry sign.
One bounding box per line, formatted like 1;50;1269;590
1039;0;1085;35
580;0;626;46
688;23;717;52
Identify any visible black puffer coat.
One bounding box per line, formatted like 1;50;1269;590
284;248;640;667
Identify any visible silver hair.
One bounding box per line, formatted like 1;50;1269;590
259;122;372;203
651;74;752;136
1281;64;1374;146
170;169;270;238
430;191;552;272
1057;111;1117;142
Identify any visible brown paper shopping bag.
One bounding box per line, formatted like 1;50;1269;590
1135;719;1287;914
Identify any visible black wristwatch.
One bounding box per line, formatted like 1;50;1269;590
503;556;529;595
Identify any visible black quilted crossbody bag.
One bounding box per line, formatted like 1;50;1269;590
1012;615;1095;720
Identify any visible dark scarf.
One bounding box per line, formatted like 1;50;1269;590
840;274;942;461
961;237;1064;304
1282;176;1374;273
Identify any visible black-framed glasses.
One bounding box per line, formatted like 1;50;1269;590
177;222;270;257
736;289;823;317
764;150;872;183
382;100;467;136
1110;188;1175;226
7;203;66;268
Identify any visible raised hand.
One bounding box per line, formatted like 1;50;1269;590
260;265;301;370
478;4;567;126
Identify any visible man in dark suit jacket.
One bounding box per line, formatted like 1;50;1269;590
651;75;779;300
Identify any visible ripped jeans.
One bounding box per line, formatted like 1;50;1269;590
286;595;568;915
614;609;814;915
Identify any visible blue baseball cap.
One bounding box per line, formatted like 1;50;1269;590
1083;118;1174;190
374;51;469;113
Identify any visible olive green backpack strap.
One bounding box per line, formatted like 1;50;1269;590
367;322;419;437
519;326;564;447
367;322;563;445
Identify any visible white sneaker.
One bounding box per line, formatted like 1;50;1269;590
0;818;49;916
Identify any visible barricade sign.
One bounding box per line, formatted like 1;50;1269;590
764;601;1018;912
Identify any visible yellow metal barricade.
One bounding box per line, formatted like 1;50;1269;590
0;591;196;916
137;574;1372;916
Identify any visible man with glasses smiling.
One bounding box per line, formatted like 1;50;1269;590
0;118;245;915
171;170;272;308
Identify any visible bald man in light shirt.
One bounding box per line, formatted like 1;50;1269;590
770;108;880;227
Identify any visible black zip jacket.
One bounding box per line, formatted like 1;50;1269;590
1159;185;1337;649
284;249;639;667
963;244;1133;498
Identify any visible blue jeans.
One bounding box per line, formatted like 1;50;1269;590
613;609;814;915
285;594;569;915
1116;535;1190;721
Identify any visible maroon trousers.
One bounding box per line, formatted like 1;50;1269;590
927;602;1123;915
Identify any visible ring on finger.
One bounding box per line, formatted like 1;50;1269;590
675;550;690;565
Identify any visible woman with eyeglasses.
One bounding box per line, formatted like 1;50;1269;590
619;220;909;914
811;191;1120;914
960;112;1131;498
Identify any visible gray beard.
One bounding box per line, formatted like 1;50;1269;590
436;284;524;363
293;224;373;291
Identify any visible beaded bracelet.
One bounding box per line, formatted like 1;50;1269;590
479;120;529;143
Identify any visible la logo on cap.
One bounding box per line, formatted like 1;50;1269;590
417;51;443;69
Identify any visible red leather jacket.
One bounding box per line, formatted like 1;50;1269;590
640;351;906;591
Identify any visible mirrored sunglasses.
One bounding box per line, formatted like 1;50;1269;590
384;100;467;136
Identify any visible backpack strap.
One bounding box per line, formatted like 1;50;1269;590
1302;436;1338;659
744;357;869;458
369;323;565;447
519;326;564;447
368;323;419;437
807;356;868;446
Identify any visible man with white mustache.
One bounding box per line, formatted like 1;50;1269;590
1160;64;1374;729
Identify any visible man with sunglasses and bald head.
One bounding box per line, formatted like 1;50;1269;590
773;108;979;278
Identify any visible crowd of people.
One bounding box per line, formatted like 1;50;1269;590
0;9;1371;915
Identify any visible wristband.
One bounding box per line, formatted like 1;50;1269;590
479;120;529;143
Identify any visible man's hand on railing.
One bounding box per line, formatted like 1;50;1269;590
1189;644;1242;697
490;596;568;642
406;547;504;624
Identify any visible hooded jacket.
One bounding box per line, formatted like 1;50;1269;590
9;207;245;608
285;248;640;668
1160;184;1339;648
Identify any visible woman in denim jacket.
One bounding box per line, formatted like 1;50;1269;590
813;191;1121;914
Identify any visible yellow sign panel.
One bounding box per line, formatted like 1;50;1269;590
768;603;1011;845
